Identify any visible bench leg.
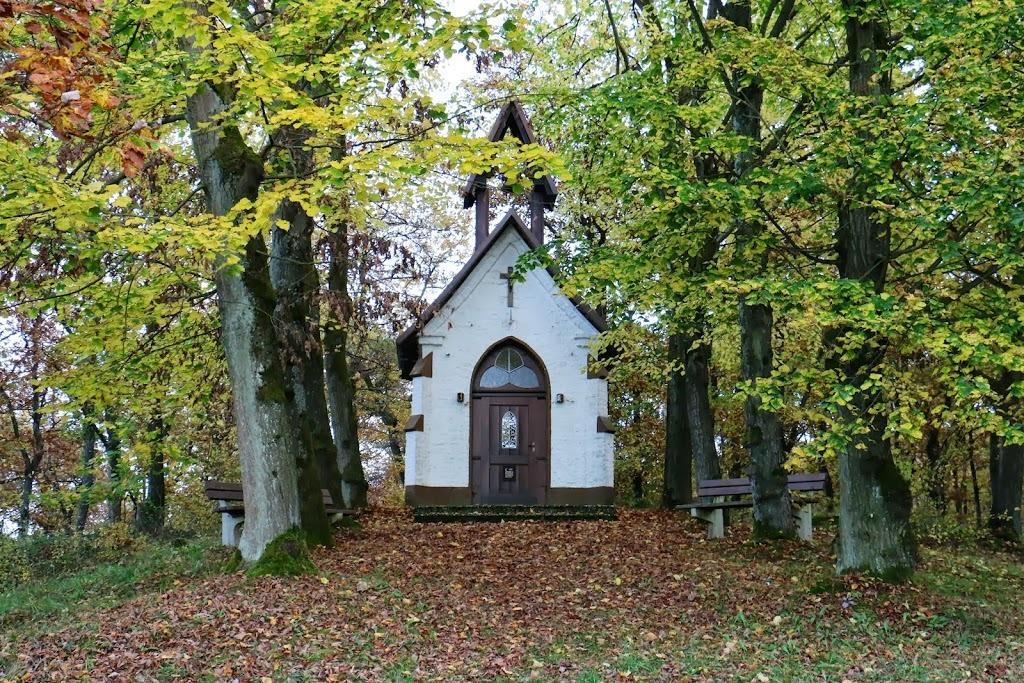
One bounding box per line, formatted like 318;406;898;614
793;503;813;541
218;503;244;547
691;507;725;539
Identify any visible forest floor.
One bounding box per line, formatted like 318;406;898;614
2;508;1023;682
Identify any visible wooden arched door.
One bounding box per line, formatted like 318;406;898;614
471;342;549;505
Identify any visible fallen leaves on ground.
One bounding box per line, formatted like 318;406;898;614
3;509;1022;681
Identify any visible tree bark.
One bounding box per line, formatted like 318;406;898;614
832;0;916;577
19;468;33;538
269;133;346;511
739;301;793;536
663;332;693;507
4;382;45;537
76;411;97;532
324;214;368;508
923;424;946;513
968;432;982;527
101;422;122;524
989;434;1024;540
136;417;167;535
722;0;794;538
184;79;330;560
684;333;720;496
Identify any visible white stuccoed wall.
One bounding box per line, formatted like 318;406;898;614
405;224;614;494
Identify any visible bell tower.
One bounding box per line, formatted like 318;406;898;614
461;101;558;250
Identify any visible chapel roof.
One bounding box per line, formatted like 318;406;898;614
395;210;606;379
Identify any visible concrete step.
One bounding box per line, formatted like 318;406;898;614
412;505;617;523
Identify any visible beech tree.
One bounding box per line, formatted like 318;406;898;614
826;0;915;575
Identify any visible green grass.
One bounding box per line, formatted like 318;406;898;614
0;536;225;632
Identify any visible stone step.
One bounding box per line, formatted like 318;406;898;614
412;505;617;523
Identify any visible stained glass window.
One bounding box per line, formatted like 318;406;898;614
479;346;540;389
500;410;518;449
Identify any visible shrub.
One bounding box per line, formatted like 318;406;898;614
912;505;986;548
0;523;148;587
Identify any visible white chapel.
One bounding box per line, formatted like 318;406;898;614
396;102;615;508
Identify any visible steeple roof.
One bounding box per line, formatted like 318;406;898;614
461;101;558;210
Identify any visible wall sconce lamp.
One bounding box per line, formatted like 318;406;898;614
457;392;465;403
556;393;565;404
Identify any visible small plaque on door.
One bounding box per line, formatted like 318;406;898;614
502;466;516;481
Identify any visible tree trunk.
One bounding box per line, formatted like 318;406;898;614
269;133;346;511
102;422;122;524
721;0;793;538
684;334;720;495
989;435;1024;540
19;467;33;538
136;417;167;536
379;407;405;463
968;432;982;527
76;412;97;532
739;301;793;537
632;470;645;503
833;0;916;577
923;424;947;514
663;332;693;507
7;386;45;538
185;79;330;560
324;213;368;508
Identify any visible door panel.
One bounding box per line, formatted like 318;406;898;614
472;394;548;505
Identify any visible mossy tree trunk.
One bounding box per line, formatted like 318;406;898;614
722;0;794;539
663;332;693;507
269;131;346;511
3;383;44;538
75;409;97;532
989;434;1024;540
684;332;721;500
136;416;167;536
324;212;368;508
832;0;916;577
184;78;330;560
100;418;122;524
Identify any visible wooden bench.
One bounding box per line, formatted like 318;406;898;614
679;473;828;541
204;480;355;547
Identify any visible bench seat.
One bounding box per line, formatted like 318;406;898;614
204;480;356;547
678;473;827;541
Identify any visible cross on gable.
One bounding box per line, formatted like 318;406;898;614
499;267;515;307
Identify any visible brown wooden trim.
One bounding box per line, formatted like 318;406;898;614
410;352;433;378
597;416;617;434
547;487;615;506
405;485;472;507
404;414;424;432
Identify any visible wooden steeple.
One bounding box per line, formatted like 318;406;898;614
462;102;558;250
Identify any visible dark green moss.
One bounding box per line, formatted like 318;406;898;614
223;548;243;573
255;368;288;403
247;529;317;578
752;520;796;542
213;125;263;181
